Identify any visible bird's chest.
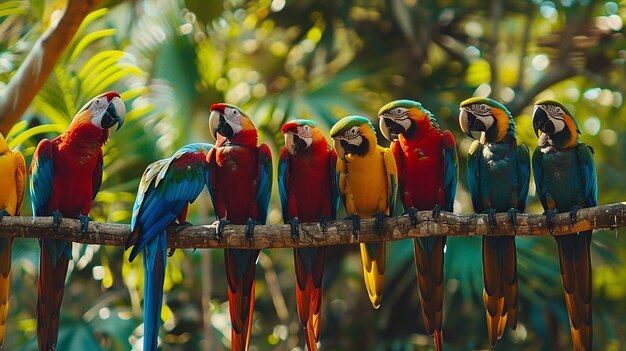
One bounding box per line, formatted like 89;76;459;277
541;149;582;209
400;137;443;204
51;147;99;214
344;154;387;216
214;145;258;220
289;154;331;220
478;144;517;210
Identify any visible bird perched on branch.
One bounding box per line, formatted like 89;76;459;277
125;143;213;351
330;116;397;309
459;97;529;346
0;133;25;345
207;103;272;351
30;91;125;350
378;100;457;351
532;100;596;351
278;119;339;351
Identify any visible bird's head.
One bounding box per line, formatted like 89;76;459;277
69;92;125;140
209;103;258;146
459;97;513;143
532;99;580;149
330;116;376;162
378;99;438;141
281;119;326;156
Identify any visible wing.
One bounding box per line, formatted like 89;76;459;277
467;140;483;213
277;147;291;223
328;148;340;220
205;147;219;216
516;144;531;212
256;144;273;224
13;150;26;216
531;147;548;210
577;144;597;207
441;130;458;212
30;139;54;216
92;152;103;201
127;150;208;261
380;146;398;216
390;141;406;211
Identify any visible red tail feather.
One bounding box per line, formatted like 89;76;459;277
37;245;70;351
226;249;259;351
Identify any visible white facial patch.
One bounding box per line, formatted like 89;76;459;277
337;126;362;145
464;103;494;130
223;106;243;135
537;104;566;133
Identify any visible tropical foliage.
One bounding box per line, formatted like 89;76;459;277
0;0;625;350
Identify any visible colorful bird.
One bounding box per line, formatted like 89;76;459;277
378;100;457;351
30;91;125;351
532;100;595;351
125;143;213;351
330;115;397;309
0;133;26;345
458;97;529;346
206;103;272;351
278;119;339;351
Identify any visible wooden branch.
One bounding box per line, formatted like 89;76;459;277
0;0;102;135
0;203;624;249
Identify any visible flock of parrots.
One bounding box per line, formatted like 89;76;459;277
0;91;597;351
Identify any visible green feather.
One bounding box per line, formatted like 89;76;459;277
330;116;374;137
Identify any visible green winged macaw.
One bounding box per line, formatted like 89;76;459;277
0;133;26;345
532;100;596;351
459;97;529;346
30;92;125;351
330;116;397;309
206;103;272;351
278;119;339;351
125;143;213;351
378;100;457;351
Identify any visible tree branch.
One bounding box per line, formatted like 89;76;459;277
0;203;624;249
0;0;101;135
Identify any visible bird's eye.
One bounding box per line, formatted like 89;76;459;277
304;125;310;132
480;104;489;111
555;106;563;114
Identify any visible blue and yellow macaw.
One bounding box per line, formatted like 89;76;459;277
459;97;530;346
532;100;596;351
125;143;213;351
0;133;26;345
278;119;339;351
206;103;272;351
330;116;397;309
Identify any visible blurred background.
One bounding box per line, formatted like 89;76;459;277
1;0;625;350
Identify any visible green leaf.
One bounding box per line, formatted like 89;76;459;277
7;124;65;149
69;29;117;63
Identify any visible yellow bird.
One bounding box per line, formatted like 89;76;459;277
0;133;26;345
330;116;397;309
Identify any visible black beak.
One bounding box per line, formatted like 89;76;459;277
384;119;406;135
459;109;479;138
101;103;124;131
341;140;357;154
532;106;553;136
293;135;308;153
217;115;234;139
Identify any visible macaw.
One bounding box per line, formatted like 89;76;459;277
278;119;339;351
458;97;529;346
30;91;125;351
0;133;26;345
206;103;272;351
532;100;596;351
125;143;213;351
378;100;457;351
330;115;397;309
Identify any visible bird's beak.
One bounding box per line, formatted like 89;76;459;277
209;110;220;139
532;105;550;137
379;117;394;141
332;138;347;163
103;96;125;131
284;132;296;155
459;109;475;139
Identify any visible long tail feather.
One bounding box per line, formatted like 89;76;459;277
226;249;259;351
294;247;326;350
37;239;70;351
413;237;445;342
142;232;167;351
0;237;12;345
557;232;592;351
360;243;386;309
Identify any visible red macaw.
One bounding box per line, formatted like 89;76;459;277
278;119;339;351
378;100;457;351
125;143;213;351
30;92;125;350
0;133;26;345
206;103;272;351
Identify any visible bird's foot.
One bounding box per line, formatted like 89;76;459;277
508;208;519;234
245;219;259;243
319;215;330;233
404;207;419;228
569;205;583;227
374;212;388;237
345;214;360;239
432;204;442;222
78;215;91;238
52;210;63;230
486;208;497;230
0;210;8;222
214;218;230;241
289;217;300;242
545;209;559;234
